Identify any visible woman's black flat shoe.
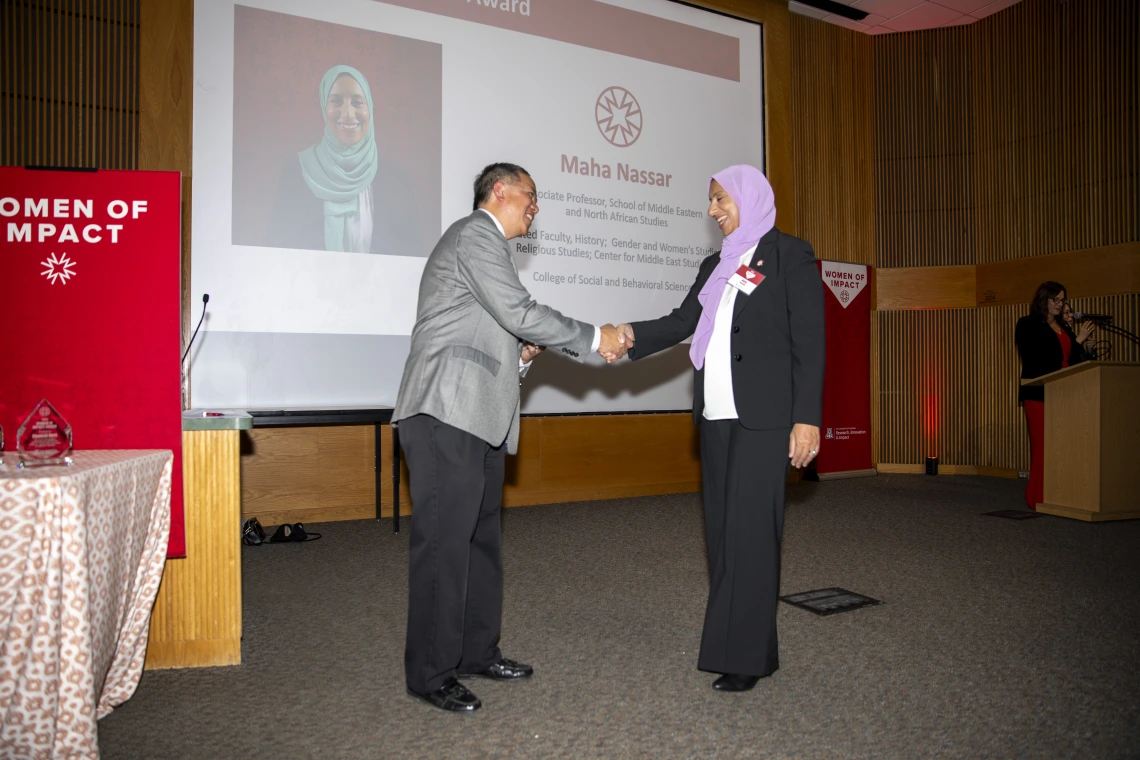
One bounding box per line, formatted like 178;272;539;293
290;522;321;542
268;522;322;543
712;673;761;692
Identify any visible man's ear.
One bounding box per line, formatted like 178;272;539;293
491;181;507;202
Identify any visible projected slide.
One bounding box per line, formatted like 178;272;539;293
190;0;764;412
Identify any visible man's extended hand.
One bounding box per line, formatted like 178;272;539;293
521;342;544;364
598;323;633;363
788;423;820;469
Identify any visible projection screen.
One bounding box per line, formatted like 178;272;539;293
190;0;764;413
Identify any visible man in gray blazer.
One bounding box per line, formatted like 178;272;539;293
394;163;628;712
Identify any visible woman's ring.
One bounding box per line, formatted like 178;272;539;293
809;449;817;455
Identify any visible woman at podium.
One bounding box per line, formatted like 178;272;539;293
1015;281;1095;510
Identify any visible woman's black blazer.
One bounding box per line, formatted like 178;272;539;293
1015;314;1090;403
628;227;826;430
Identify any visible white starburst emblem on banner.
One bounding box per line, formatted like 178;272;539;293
41;252;77;285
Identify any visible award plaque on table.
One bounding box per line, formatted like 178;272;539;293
16;399;74;467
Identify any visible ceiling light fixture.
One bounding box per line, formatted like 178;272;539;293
795;0;870;21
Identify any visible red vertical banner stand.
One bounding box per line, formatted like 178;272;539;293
0;167;186;557
815;260;874;478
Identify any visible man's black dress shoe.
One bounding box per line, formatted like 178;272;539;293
458;657;534;680
406;678;482;712
712;673;762;692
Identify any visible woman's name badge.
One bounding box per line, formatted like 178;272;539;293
728;265;765;295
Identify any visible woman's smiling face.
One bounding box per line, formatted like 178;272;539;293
325;75;369;147
708;180;740;237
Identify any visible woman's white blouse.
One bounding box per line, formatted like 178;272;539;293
702;243;758;420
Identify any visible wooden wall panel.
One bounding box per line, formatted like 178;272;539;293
790;14;875;265
976;242;1140;307
976;304;1029;472
880;295;1139;474
870;309;881;463
503;415;701;507
972;0;1138;262
874;0;1138;269
137;0;191;174
2;0;140;168
241;425;384;526
874;26;975;268
876;266;976;310
874;243;1139;311
137;0;195;354
241;415;702;526
875;309;978;467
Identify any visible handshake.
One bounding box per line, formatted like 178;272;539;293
598;323;635;363
520;323;635;365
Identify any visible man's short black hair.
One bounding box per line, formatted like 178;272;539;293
473;162;530;210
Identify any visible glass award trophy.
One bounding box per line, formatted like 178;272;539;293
17;399;74;467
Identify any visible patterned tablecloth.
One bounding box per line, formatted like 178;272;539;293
0;450;172;760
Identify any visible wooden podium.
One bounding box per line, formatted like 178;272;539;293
1022;362;1140;522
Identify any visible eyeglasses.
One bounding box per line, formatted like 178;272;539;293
1048;296;1067;305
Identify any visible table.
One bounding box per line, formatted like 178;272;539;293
0;450;172;759
246;408;401;532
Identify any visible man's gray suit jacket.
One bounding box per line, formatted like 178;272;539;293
393;211;594;454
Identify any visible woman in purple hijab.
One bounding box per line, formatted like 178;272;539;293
620;165;825;692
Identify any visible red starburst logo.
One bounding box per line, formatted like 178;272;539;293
595;87;642;148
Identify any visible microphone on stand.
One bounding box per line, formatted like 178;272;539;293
1072;311;1113;323
182;294;210;364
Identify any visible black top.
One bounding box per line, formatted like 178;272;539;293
1014;314;1089;402
628;227;826;430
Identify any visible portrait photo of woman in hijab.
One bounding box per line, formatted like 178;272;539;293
297;65;379;253
231;7;441;258
264;64;426;255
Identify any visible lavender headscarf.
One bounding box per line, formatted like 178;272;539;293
688;165;777;369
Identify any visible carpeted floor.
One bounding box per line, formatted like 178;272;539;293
98;475;1140;759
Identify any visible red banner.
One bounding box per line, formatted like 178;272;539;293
815;260;873;477
0;167;185;556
